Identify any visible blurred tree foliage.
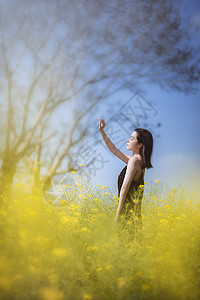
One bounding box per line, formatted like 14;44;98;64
0;0;199;197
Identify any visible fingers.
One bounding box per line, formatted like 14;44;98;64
98;118;105;131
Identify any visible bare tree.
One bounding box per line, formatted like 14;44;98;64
0;0;199;197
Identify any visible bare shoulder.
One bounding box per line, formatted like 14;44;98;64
128;155;143;173
128;155;141;166
128;155;145;180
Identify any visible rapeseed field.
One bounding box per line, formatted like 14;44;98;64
0;170;199;300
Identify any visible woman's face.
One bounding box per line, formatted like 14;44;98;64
126;131;141;151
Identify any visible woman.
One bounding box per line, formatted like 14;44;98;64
99;118;153;230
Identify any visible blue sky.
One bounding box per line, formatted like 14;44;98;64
51;0;200;200
78;0;200;199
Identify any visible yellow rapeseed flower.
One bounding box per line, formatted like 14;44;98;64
127;220;132;225
82;294;92;300
93;198;100;202
48;273;59;285
29;265;37;273
13;274;23;281
51;248;67;257
157;256;163;261
87;245;99;251
0;209;7;216
105;264;112;270
159;219;168;225
164;205;171;209
92;208;98;212
133;199;139;204
59;216;68;224
142;284;150;291
18;229;29;240
39;287;64;300
0;276;11;291
102;243;112;248
74;212;81;216
181;213;187;218
146;246;152;250
117;277;125;288
136;270;143;277
80;227;90;232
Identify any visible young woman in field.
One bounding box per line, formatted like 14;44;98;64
99;118;153;230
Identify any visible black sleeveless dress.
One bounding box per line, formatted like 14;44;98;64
117;165;144;217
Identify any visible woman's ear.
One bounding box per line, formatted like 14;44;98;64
139;143;143;154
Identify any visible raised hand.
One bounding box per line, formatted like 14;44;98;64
99;118;106;132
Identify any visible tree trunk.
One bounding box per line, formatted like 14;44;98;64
31;165;43;194
0;159;17;201
42;176;52;193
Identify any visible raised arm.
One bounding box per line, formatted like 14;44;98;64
99;118;115;152
99;118;130;164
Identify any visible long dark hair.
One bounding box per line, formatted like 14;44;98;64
135;128;153;169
